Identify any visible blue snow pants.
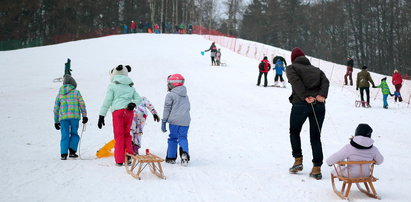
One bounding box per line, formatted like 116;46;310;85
383;94;388;108
166;124;189;159
60;119;80;154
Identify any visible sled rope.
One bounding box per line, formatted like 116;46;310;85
310;103;322;135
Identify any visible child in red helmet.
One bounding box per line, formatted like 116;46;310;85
161;74;191;166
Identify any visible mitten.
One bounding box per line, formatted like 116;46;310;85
372;85;377;88
82;117;88;124
54;123;60;130
356;87;359;91
127;103;136;110
390;93;394;96
98;116;105;129
161;120;167;133
153;114;160;122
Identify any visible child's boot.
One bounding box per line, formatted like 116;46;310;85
289;157;303;173
309;166;322;180
69;148;78;158
165;157;176;164
61;154;68;160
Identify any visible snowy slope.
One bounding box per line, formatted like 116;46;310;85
0;34;410;202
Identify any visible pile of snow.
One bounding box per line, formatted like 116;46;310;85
1;34;410;201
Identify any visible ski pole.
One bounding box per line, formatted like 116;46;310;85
78;123;86;159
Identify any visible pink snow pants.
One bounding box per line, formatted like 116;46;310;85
112;109;134;164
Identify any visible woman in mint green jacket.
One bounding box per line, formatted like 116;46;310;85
98;65;142;166
375;77;393;109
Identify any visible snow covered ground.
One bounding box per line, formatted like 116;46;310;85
1;34;410;202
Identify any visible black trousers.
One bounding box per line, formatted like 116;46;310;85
360;87;370;103
289;102;325;167
257;72;268;87
275;74;284;82
210;56;216;65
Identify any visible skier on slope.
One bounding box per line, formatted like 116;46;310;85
256;56;271;87
273;60;286;87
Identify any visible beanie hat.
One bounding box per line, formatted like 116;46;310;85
291;48;305;63
355;124;373;138
263;56;268;60
63;74;77;88
381;77;387;81
362;65;368;69
394;69;398;73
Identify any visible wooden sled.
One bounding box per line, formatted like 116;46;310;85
331;161;380;200
125;153;166;180
355;100;370;108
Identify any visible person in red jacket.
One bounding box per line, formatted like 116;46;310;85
392;69;403;102
130;20;136;33
344;57;354;85
257;56;271;87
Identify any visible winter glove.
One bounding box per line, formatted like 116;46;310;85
127;103;136;110
390;93;394;96
161;120;167;133
82;117;88;124
98;115;105;129
153;114;160;122
54;123;60;130
356;87;359;91
372;85;377;88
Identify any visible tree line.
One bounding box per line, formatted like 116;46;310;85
239;0;411;76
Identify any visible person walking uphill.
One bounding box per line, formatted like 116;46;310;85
54;75;88;160
375;77;393;109
204;42;217;66
344;57;354;86
257;56;271;87
98;65;142;166
162;74;191;166
286;47;330;180
356;66;376;107
392;70;403;102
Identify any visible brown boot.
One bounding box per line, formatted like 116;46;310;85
289;157;303;173
309;166;322;180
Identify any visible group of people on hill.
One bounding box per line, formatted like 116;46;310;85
285;48;384;180
123;20;192;34
53;61;191;166
344;57;404;109
256;55;287;87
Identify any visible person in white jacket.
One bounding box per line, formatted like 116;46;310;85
326;124;384;178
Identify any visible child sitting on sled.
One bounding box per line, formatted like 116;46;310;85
131;97;160;154
326;123;384;178
215;48;222;66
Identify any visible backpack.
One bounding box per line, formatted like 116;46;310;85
259;61;265;71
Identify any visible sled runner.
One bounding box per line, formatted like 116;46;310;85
331;161;380;200
125;153;166;180
355;100;370;108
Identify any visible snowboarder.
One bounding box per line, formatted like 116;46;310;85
356;66;376;107
204;42;217;66
98;65;142;166
326;123;384;178
257;56;271;87
286;47;329;180
273;55;287;67
392;69;403;102
344;57;354;86
131;97;160;154
54;74;88;160
161;74;191;166
273;60;286;87
215;48;222;66
374;77;393;109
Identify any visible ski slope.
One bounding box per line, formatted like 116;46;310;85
0;34;410;202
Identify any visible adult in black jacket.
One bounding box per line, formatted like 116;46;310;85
286;47;330;180
273;56;287;67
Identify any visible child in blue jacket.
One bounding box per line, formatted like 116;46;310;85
274;60;286;87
